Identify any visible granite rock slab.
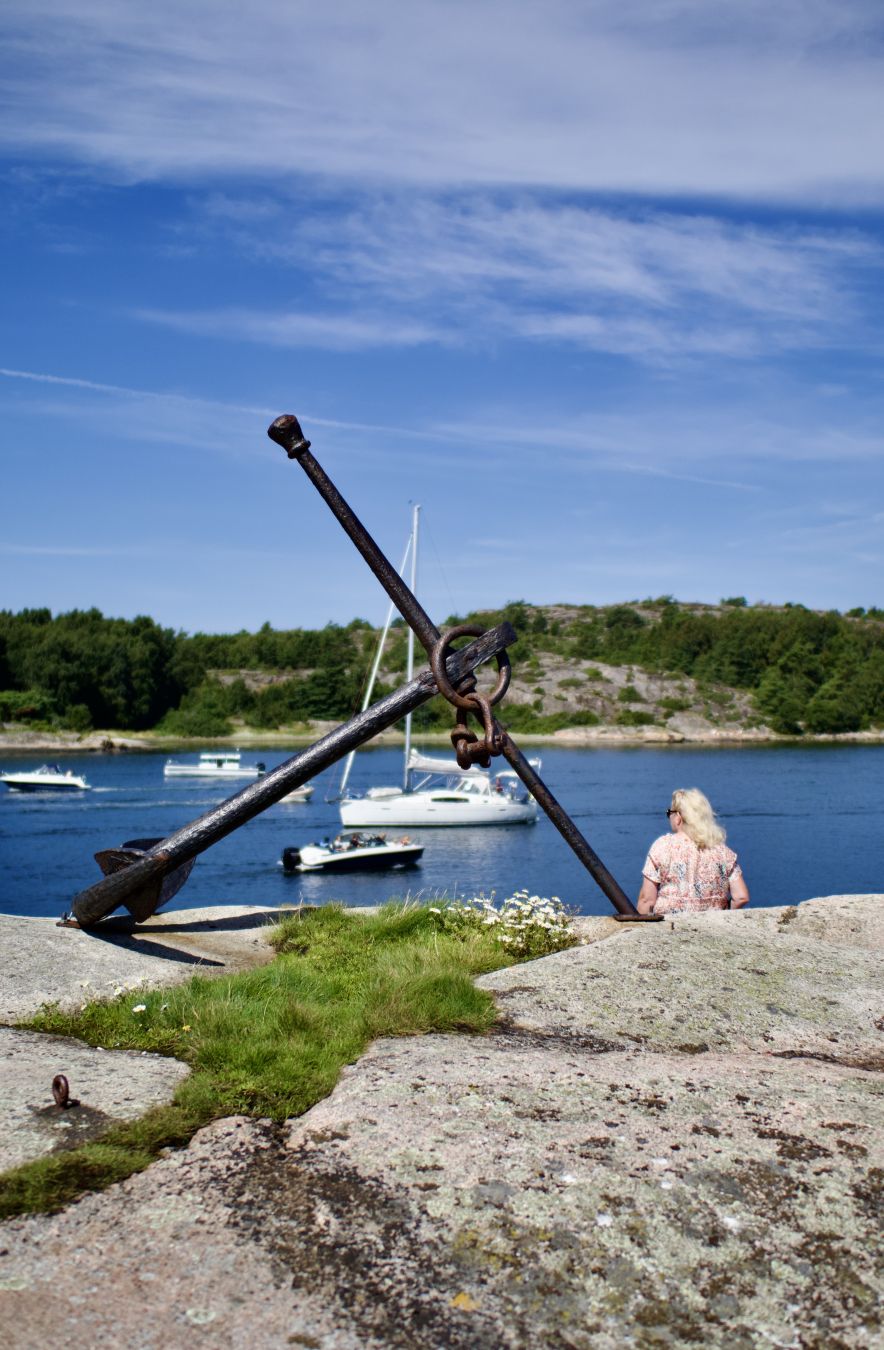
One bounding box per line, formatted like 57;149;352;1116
480;899;884;1070
0;895;881;1348
0;1028;189;1173
0;905;283;1023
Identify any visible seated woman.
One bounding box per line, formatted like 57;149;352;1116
637;787;749;916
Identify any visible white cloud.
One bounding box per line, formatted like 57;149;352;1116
2;1;884;202
3;364;881;478
135;307;448;351
431;405;884;469
132;198;879;362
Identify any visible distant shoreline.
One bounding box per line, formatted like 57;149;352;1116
2;723;883;755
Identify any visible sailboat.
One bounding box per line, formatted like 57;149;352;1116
335;506;538;829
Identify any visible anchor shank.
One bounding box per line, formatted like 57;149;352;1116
71;623;515;927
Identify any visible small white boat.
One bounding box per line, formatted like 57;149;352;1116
0;763;90;792
280;832;424;873
163;750;266;779
278;783;314;803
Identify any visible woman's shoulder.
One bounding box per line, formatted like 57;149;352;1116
648;833;675;855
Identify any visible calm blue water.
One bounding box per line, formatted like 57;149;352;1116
0;745;880;919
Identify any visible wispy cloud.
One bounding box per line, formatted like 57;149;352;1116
0;542;143;558
4;365;881;479
3;2;884;202
0;365;458;443
135;308;448;352
0;365;268;412
135;197;880;362
430;405;884;470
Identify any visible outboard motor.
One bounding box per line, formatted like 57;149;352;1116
281;846;300;873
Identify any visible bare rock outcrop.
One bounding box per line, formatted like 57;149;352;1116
1;896;881;1348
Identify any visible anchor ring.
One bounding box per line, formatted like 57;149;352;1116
430;625;511;711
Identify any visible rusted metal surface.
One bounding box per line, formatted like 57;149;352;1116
270;414;642;919
430;624;509;770
93;838;196;922
70;624;516;928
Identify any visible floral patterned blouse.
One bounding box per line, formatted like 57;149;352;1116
642;832;742;914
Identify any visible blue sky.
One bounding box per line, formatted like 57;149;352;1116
2;0;883;633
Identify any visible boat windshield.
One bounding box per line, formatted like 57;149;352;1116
405;749;540;799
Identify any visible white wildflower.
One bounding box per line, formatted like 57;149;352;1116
131;1004;147;1014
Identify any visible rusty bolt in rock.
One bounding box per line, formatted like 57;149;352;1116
52;1074;71;1109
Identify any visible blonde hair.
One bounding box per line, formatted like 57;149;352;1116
671;788;725;849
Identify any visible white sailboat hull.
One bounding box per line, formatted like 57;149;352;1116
340;790;536;828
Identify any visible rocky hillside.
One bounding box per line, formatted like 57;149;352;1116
3;598;880;742
505;655;761;740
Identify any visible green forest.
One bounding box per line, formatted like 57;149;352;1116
1;598;882;738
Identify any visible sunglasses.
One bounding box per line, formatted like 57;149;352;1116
666;808;678;818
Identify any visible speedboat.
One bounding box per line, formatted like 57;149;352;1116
278;783;314;803
0;763;90;792
280;832;424;873
163;750;266;779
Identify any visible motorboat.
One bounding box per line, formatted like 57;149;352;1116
280;832;424;873
278;783;314;803
163;750;266;779
334;504;537;829
340;749;537;828
0;763;90;792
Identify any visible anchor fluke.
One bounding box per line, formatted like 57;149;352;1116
94;838;197;922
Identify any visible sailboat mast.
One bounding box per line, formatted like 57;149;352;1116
337;531;412;801
402;504;420;789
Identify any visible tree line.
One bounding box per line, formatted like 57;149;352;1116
1;600;882;737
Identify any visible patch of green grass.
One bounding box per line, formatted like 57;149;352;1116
1;903;530;1220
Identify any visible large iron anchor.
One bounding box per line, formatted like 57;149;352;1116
67;413;649;927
